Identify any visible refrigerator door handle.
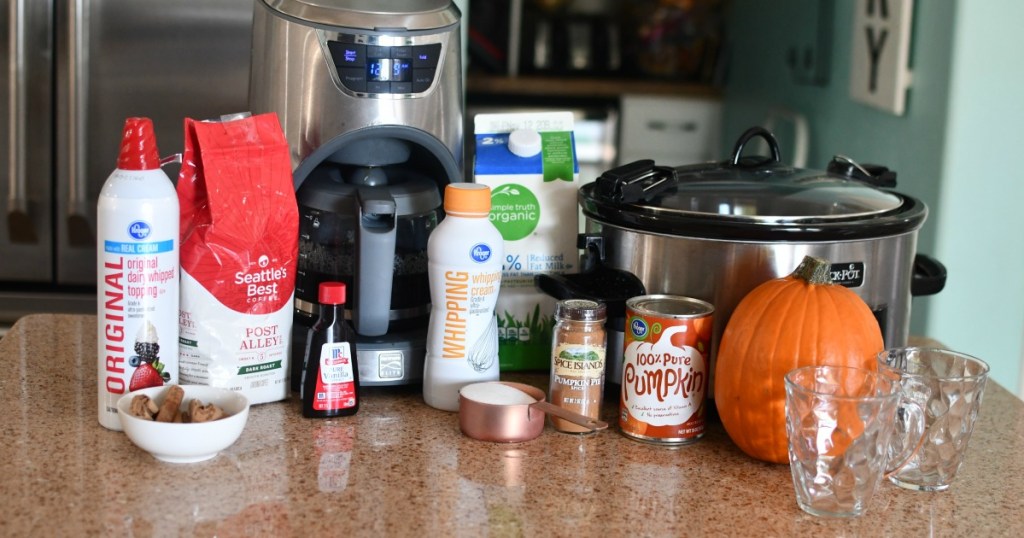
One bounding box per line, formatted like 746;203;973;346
66;0;93;247
6;0;37;244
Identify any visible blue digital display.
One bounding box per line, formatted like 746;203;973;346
368;59;389;81
367;59;411;82
392;60;411;81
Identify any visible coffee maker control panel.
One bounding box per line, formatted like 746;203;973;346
328;40;441;95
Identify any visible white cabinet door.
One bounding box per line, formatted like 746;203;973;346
618;95;722;167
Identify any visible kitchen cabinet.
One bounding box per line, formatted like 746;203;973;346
618;94;722;165
3;313;1022;536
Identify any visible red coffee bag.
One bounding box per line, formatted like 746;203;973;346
177;113;297;404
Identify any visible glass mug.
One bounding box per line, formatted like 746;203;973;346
877;347;989;492
784;365;925;517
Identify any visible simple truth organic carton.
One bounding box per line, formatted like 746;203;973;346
473;112;579;371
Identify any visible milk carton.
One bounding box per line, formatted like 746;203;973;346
473;112;579;371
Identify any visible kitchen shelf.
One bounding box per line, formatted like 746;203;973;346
466;73;722;99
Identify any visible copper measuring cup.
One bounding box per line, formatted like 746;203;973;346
458;381;609;443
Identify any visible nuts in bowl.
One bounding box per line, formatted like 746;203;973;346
117;384;249;463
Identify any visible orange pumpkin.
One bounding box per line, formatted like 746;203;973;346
714;255;884;464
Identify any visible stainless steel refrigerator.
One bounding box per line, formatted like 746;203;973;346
1;0;253;327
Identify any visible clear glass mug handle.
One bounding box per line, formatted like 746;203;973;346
885;399;927;477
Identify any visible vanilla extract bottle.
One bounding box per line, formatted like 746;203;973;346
302;282;360;418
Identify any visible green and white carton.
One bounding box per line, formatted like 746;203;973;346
473;111;579;371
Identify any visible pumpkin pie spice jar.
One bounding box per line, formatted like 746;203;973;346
548;299;607;433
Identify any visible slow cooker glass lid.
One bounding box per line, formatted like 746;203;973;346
649;171;905;223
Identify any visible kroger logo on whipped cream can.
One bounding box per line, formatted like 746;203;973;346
128;221;151;240
619;294;714;446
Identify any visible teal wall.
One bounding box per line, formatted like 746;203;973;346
930;1;1024;396
722;0;1023;395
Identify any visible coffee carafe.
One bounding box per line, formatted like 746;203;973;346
292;138;442;387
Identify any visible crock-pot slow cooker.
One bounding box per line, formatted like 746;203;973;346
578;127;946;391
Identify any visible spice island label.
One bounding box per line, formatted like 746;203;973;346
550;343;605;433
552;344;605;381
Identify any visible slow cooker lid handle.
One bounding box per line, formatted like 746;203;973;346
729;126;782;167
594;159;679;204
827;155;898;188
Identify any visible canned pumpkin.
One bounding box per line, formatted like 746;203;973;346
619;295;714;446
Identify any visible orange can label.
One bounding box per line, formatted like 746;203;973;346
619;295;713;445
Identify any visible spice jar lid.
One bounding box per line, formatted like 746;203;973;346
555;299;606;322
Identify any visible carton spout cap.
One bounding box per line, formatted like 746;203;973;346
508;129;542;158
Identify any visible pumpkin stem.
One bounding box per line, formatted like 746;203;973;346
792;255;832;285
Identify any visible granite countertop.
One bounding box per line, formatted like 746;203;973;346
2;314;1022;536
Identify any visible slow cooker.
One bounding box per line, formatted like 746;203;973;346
578;127;946;392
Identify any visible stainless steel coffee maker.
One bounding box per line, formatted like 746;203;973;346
249;0;464;386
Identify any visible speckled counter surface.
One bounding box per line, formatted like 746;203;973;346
2;314;1022;537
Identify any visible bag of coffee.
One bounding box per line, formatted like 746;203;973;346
177;113;297;404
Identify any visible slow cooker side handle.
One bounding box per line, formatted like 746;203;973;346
911;254;947;296
730;126;782;167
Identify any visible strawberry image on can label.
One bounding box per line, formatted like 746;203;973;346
127;321;171;391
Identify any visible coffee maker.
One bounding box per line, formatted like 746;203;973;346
249;0;464;386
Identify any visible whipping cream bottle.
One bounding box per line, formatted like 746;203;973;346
97;117;179;430
423;183;503;411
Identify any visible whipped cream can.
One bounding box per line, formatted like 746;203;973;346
97;117;179;430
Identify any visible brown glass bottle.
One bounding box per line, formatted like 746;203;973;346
302;282;360;418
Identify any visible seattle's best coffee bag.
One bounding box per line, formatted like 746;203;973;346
177;113;297;404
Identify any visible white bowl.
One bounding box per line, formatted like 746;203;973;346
117;385;250;463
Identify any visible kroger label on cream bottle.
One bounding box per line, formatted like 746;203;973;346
473;112;579;371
